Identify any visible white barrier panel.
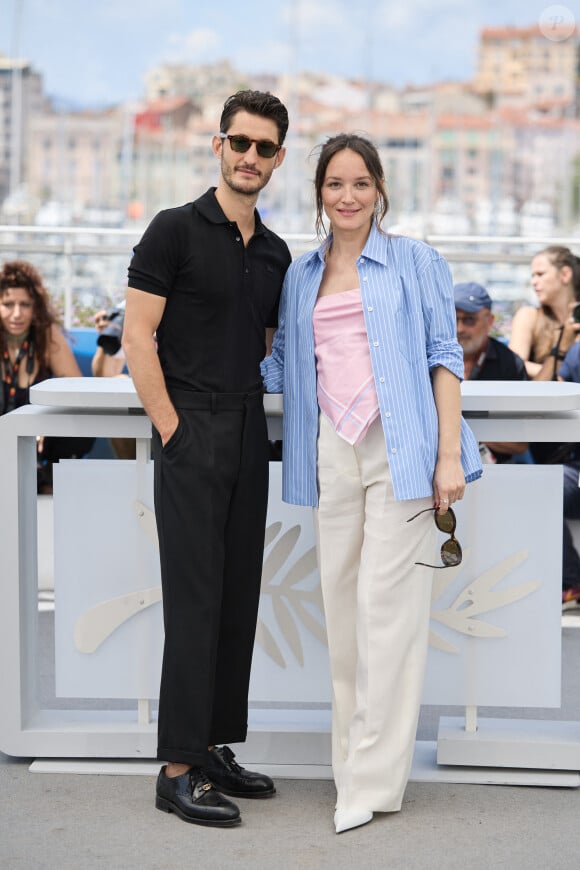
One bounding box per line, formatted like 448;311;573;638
423;462;561;707
54;460;161;699
54;461;561;710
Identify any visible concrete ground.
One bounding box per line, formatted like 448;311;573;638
1;761;579;870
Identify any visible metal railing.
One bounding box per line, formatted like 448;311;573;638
1;224;578;327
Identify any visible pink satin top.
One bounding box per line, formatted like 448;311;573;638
313;288;380;445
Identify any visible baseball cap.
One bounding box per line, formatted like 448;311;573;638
453;282;493;313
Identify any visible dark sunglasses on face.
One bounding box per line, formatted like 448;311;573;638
406;506;462;569
219;133;281;159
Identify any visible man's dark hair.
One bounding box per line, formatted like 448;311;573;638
220;90;289;145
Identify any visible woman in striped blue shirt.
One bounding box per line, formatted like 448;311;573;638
261;134;481;833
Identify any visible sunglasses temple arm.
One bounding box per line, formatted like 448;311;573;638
414;561;447;569
406;507;434;523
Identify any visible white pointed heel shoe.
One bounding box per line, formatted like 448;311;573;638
334;807;373;833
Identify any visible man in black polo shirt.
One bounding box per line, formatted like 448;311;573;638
123;91;290;828
454;282;528;463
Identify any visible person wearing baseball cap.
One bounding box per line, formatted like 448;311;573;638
454;282;526;382
453;281;493;316
454;281;528;463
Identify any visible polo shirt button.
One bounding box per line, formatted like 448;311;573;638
391;447;397;454
235;236;241;242
360;257;365;264
379;376;385;383
367;306;373;312
362;276;368;282
385;411;391;418
373;341;379;347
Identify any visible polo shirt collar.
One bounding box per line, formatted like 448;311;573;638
194;187;267;236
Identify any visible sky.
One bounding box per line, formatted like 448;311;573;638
2;0;577;107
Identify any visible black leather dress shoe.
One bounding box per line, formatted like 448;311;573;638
203;746;276;798
155;766;241;826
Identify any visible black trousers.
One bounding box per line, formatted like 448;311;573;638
153;388;269;767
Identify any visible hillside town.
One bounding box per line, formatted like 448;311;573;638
1;23;579;237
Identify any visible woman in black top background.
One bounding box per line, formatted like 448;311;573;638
0;260;92;491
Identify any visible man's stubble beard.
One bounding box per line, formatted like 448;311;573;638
221;159;274;197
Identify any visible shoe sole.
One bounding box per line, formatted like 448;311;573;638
155;795;241;826
209;784;276;799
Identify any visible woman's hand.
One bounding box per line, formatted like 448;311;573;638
433;455;465;514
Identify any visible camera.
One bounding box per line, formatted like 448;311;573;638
97;307;125;356
572;303;580;324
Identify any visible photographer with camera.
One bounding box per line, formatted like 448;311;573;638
91;306;135;459
91;306;127;378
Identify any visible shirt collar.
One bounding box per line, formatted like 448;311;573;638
313;221;390;266
482;337;498;361
361;222;391;266
194;187;267;236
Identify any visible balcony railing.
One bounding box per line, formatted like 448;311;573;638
0;224;578;329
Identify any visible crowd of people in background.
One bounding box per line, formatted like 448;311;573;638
2;246;580;588
451;247;580;609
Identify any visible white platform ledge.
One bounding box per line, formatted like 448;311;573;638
438;716;580;773
29;740;580;788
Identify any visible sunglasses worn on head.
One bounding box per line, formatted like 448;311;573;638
219;133;281;159
406;506;462;569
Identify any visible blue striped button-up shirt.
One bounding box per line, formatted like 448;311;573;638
261;224;482;506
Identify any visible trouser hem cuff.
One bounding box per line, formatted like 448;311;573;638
156;747;210;767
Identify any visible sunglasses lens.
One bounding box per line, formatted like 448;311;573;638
227;136;278;158
441;540;462;566
256;141;279;158
435;510;455;534
229;135;252;153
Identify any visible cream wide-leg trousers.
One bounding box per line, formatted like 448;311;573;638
314;413;436;814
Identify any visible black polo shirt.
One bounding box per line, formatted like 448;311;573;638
471;336;528;382
128;188;291;393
